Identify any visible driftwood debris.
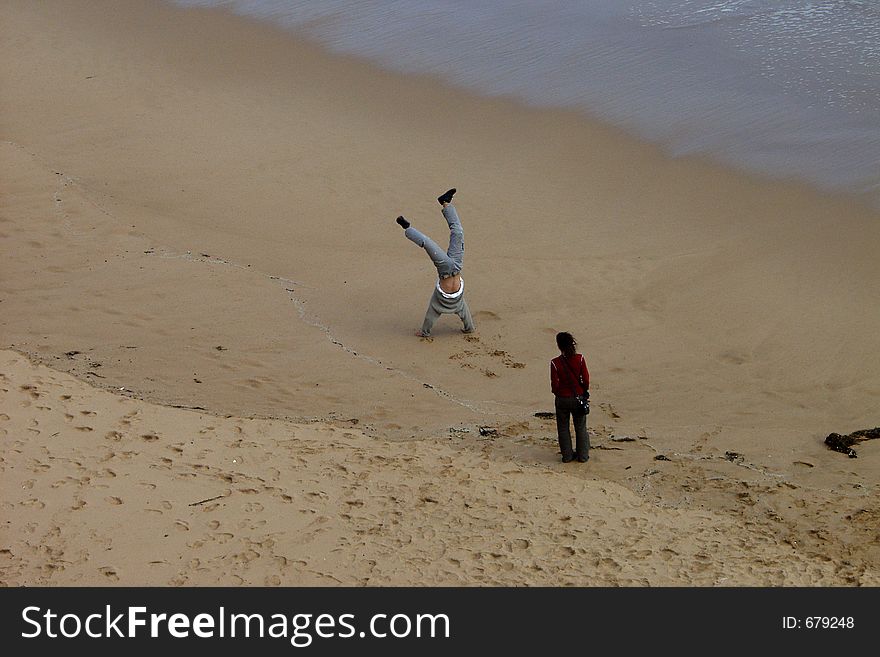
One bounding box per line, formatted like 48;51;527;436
188;494;226;507
824;427;880;458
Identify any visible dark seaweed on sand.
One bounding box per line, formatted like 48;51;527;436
824;427;880;458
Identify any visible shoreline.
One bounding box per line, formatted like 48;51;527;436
171;0;880;211
2;0;879;585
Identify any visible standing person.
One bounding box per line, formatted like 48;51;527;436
550;332;590;463
395;188;475;337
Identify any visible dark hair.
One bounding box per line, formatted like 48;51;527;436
556;332;577;358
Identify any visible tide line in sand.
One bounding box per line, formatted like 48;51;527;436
21;137;518;420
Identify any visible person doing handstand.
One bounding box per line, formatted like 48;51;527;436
396;188;475;338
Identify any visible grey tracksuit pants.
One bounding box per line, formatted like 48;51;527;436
404;204;464;278
404;204;475;336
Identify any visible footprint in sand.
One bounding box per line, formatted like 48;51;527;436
694;426;722;452
453;331;526;371
718;350;751;365
20;385;40;399
598;402;621;419
488;349;525;369
599;556;622;572
510;538;530;551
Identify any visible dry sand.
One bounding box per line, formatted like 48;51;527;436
1;0;878;586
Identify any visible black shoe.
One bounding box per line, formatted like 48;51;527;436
577;455;589;463
396;215;410;229
437;188;456;205
562;454;574;463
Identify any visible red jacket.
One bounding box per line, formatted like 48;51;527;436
550;353;589;397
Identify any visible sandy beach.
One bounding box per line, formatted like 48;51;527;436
1;0;878;586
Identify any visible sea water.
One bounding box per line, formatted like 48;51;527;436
171;0;880;206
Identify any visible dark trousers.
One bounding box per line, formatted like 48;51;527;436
555;396;589;460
